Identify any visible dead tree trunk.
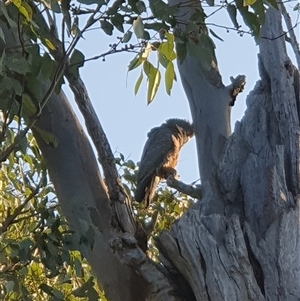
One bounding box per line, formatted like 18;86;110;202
156;6;300;301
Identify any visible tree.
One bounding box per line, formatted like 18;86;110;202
0;0;299;300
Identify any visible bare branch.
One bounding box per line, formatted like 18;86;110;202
279;2;300;69
226;74;246;106
166;175;203;200
0;186;40;234
66;73;137;235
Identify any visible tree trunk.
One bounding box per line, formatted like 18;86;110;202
156;5;300;301
0;5;176;301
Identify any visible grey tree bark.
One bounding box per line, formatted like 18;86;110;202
1;0;299;300
156;2;300;301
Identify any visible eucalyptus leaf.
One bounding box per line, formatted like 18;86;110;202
149;0;170;21
22;93;36;117
69;49;85;79
244;0;257;5
227;4;239;29
143;61;161;104
176;42;187;64
134;72;143;95
111;13;124;33
122;31;132;43
5;53;30;74
100;20;114;35
144;22;169;32
33;127;58;148
41;0;61;12
136;1;146;13
165;61;175;95
209;29;224;42
128;55;143;71
0;27;5;43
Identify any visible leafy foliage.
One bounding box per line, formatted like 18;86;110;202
0;0;280;106
0;128;105;300
114;152;195;257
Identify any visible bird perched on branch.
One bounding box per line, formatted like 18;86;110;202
135;118;194;207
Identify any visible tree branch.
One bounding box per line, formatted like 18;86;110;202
226;74;246;106
0;186;39;234
278;2;300;69
166;175;203;200
65;72;137;235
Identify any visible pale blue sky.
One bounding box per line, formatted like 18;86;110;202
63;2;298;184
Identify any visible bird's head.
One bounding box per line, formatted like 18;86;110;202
166;118;194;144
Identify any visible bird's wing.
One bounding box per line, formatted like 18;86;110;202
135;126;173;202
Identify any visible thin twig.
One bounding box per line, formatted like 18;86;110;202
279;2;300;68
0;186;40;234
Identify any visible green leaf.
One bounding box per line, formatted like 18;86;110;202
107;0;123;15
149;0;170;21
77;0;105;4
128;0;140;13
190;9;206;22
144;22;169;32
100;20;114;35
0;27;5;43
19;238;33;261
19;3;33;21
136;1;146;13
40;52;54;79
43;38;56;50
122;31;132;43
39;0;60;12
293;2;300;11
251;0;265;25
187;37;213;71
158;52;169;68
0;3;17;28
165;61;174;95
69;49;85;79
52;289;64;299
176;42;187;64
124;159;136;169
128;55;143;71
134;72;143;95
111;13;124;33
73;277;95;297
143;61;161;104
12;0;21;8
209;29;224;42
143;60;152;76
0;49;5;76
133;16;144;39
158;33;176;65
244;0;257;5
143;30;151;41
4;53;30;74
227;4;239;29
1;77;23;95
39;283;53;295
242;11;260;36
26;74;43;100
33;127;58;148
22;94;36;117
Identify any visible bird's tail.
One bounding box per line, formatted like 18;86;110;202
135;176;160;207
